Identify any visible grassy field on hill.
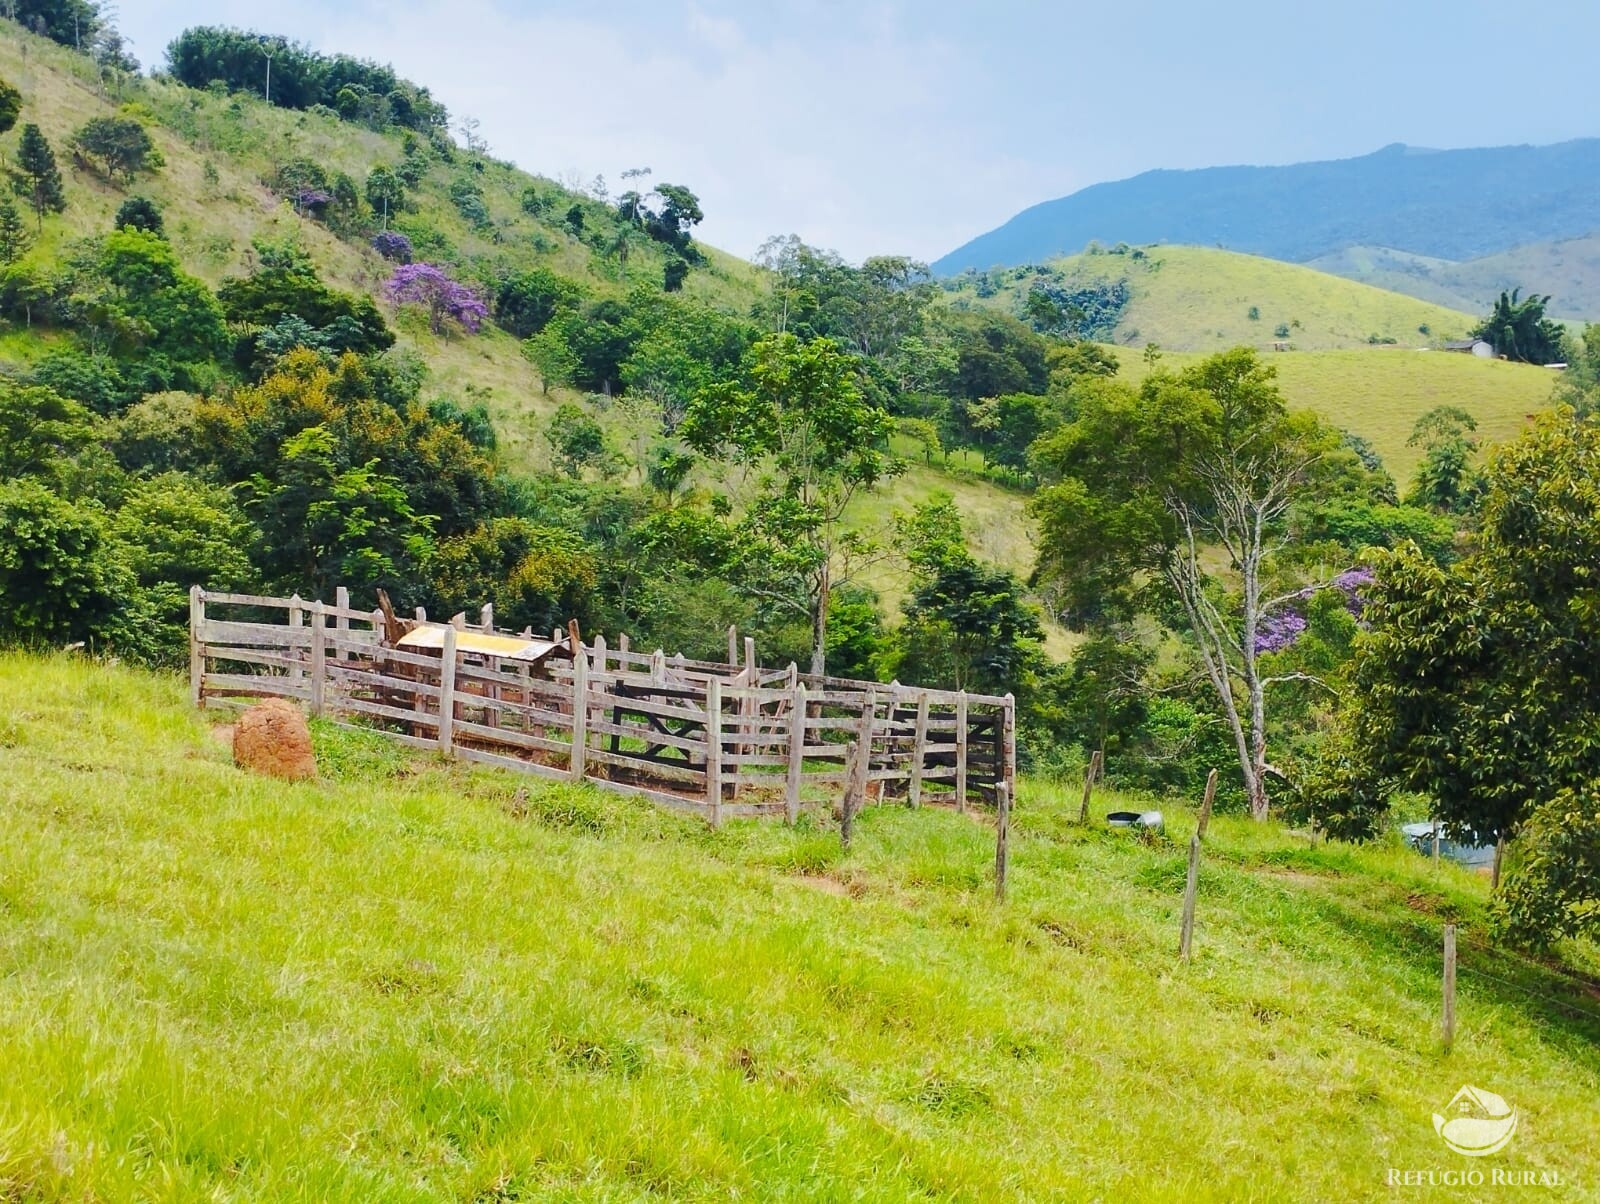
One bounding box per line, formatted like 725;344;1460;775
3;654;1598;1200
1113;345;1558;482
948;245;1478;352
1310;238;1600;324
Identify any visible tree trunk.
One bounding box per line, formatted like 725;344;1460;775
809;559;830;678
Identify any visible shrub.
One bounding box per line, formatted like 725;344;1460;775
371;230;413;263
0;479;128;648
113;195;164;236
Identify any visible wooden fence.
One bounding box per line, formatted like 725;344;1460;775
189;587;1017;825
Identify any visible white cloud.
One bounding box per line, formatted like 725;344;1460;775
123;0;1075;262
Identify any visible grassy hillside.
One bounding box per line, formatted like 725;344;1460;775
1112;346;1558;482
1310;238;1600;324
945;245;1478;352
3;654;1598;1199
0;27;761;471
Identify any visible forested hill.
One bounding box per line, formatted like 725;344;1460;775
933;139;1600;275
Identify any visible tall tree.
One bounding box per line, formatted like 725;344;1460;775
0;196;30;264
1031;349;1333;818
682;332;897;675
0;77;21;137
1304;410;1600;946
1473;288;1566;365
11;123;65;228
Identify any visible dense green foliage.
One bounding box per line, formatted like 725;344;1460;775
164;26;447;133
1303;410;1600;945
1472;288;1567;365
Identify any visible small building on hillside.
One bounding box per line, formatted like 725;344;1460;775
1444;338;1495;357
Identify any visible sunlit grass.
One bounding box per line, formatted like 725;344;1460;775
1;653;1596;1199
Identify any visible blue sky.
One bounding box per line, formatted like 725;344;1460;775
120;1;1600;263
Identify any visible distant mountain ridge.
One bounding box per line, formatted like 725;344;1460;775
934;139;1600;277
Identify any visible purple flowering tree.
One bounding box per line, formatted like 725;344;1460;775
383;262;488;335
371;230;413;264
1254;568;1373;654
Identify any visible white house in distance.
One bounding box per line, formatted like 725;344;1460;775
1443;338;1495;357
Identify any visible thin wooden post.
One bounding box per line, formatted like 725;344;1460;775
288;594;304;681
785;683;807;824
618;633;630;656
415;606;427;622
1197;768;1219;841
840;738;859;849
651;649;666;683
1178;833;1201;959
853;690;876;810
1002;692;1017;807
994;782;1011;901
1078;749;1103;825
309;601;327;718
1442;923;1457;1050
1492;834;1505;889
188;585;205;708
1433;821;1441;865
593;633;607;675
955;690;969;814
335;586;350;661
727;624;738;666
437;624;457;753
909;690;930;808
706;677;723;827
480;602;494;632
569;649;587;780
450;612;466;631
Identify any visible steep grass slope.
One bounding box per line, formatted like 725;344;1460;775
945;245;1477;352
1112;346;1558;482
0;27;761;472
2;654;1598;1200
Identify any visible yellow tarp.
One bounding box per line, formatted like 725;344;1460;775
397;627;565;662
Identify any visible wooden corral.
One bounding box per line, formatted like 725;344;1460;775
189;587;1017;825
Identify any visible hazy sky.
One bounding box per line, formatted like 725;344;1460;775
120;1;1600;263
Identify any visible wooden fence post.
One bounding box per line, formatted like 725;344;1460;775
480;602;494;632
569;649;587;780
909;690;930;808
1197;767;1219;840
785;682;807;825
437;624;457;754
840;738;859;849
955;690;969;814
727;624;738;666
288;594;304;681
1077;749;1104;825
1179;767;1219;960
1492;835;1505;890
1442;923;1457;1051
1178;833;1201;959
188;585;205;708
651;649;666;683
853;691;876;810
1002;692;1017;809
618;633;630;656
994;782;1011;901
415;606;427;622
309;601;327;717
706;677;723;828
335;586;350;662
